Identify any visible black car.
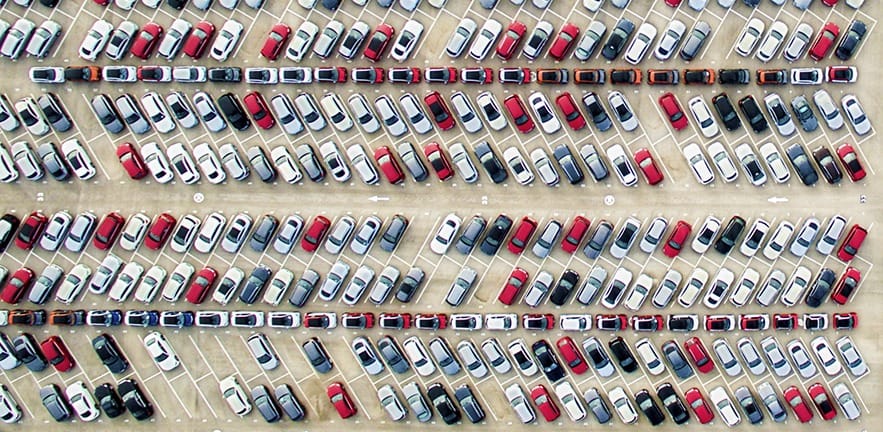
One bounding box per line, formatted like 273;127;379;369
785;144;819;186
379;214;408;253
252;384;281;423
635;390;666;426
608;337;638;373
239;265;272;304
427;383;460;425
455;216;487;255
553;145;584;185
207;67;242;82
582;92;612;132
303;337;333;373
473;141;507;184
0;213;20;252
735;386;764;425
656;383;689;425
250;215;279;252
118;379;153;420
549;269;580;306
377;336;410;374
13;333;48;372
718;68;750;85
166;0;186;9
479;214;513;255
92;333;129;374
94;383;125;418
661;341;693;379
40;384;72;421
395;267;425;303
274;384;305;421
812;146;842;184
738;95;768;133
454;384;485;424
602;18;635;60
805;267;836;308
835;20;865;61
609;69;639;84
712;93;741;131
713;216;746;255
217;93;251;131
531;340;565;382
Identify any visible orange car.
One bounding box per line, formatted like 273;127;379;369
683;68;715;84
609;68;641;84
536;68;569;84
49;309;86;326
756;69;788;85
573;68;605;84
647;69;679;85
65;66;101;81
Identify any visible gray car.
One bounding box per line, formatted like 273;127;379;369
583;220;614;259
396;142;428;182
679;20;711;61
246;146;276;183
662;340;694;379
378;214;407;253
36;142;69;181
756;381;787;422
579;144;610;181
791;95;818;132
91;94;124;134
64;212;96;253
251;385;281;423
250;214;278;252
273;384;305;421
40;384;71;422
735;386;764;424
29;264;63;304
377;336;410;374
302;337;332;373
37;93;72;133
455;215;487;254
429;337;461;376
402;382;432;422
115;94;150;134
584;387;613;424
445;267;477;307
287;269;319;307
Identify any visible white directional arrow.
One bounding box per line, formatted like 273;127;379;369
368;196;390;202
768;197;789;203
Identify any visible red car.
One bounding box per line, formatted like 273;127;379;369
561;216;590;254
555;336;588;374
662;220;691;258
364;23;394;62
498;267;528;305
496;21;527;60
40;336;75;372
784;385;814;423
144;213;176;250
301;215;331;252
523;313;554;330
504;94;535;133
182;21;215;59
831;266;860;305
683;337;714;373
658;92;688;130
809;22;840;61
685;388;714;424
328;382;357;419
378;312;411;329
185;266;217;304
555;93;586;131
821;0;838;5
260;23;290;60
548;23;579;60
243;92;275;130
507;216;538;254
1;267;34;304
665;0;682;5
773;313;798;331
634;148;663;185
836;143;865;182
92;0;109;4
373;146;405;185
423;91;455;131
130;22;163;59
530;385;560;422
93;212;125;251
15;211;47;250
423;142;454;181
837;224;866;261
808;383;837;420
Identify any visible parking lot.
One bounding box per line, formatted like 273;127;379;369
0;0;880;430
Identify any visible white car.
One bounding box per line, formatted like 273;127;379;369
0;97;20;132
0;18;34;59
530;148;559;186
219;376;251;416
783;22;813;62
790;218;820;257
677;268;708;308
143;331;180;371
399;93;432;135
26;19;62;58
832;383;861;421
523;21;553;60
739;219;769;258
346;144;379;185
810;336;842;376
692;216;721;254
391;19;423;62
212;267;244;305
169;215;200;254
15;97;49;136
141;92;176;134
608;386;638;424
763;93;796;137
813;89;844;130
575;20;607;61
527;91;559;134
703;267;734;308
286;21;319;62
347;94;380;134
505;384;535;424
654;19;686;61
66;382;99;422
758;142;790;183
469;18;501;61
756;21;788;62
607;91;638;131
118;213;150;251
707;141;738;183
737;338;766;376
762;221;794;261
639;217;667;254
161;262;195;302
79;20;113;61
836;336;867;377
476;91;507;131
210;20;243;62
403;336;435;377
780;265;812;307
430;213;461;254
709;386;741;427
635;338;665;375
450;91;483;134
729;268;760;307
55;263;90;303
269;94;304;136
166;143;200;184
157;19;191;60
312;20;344;58
816;215;846;256
193;92;227;133
841;94;870;136
166;92;198;129
293;93;326;132
508;339;538;376
140;142;174;184
11;142;42;181
446;18;476;58
787;340;817;379
651;269;682;308
623;273;653;311
484;313;517;331
583;0;603;10
40;211;72;251
600;267;633;309
192;143;226;184
688;96;719;138
193;212;226;254
318;141;350;182
108;261;144;302
734;143;767;186
624;22;656;64
683;143;714;185
269;146;302;184
374;95;407;137
448;143;478;183
133;265;167;303
555;381;587;422
61;139;96;180
606;143;638;187
734;18;765;57
502;147;534;185
319;93;353;132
